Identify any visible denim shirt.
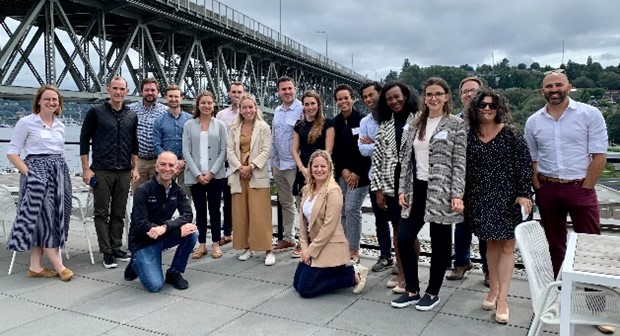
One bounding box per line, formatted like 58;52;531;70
358;114;380;179
153;110;192;159
271;99;303;170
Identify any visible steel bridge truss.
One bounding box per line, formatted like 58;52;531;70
0;0;364;110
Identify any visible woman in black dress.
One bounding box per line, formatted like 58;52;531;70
292;90;334;198
464;88;533;324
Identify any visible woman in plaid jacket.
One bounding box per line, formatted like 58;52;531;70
391;77;467;311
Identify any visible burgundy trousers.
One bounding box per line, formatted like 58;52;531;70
535;180;600;278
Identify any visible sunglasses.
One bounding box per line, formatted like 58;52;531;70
543;68;566;75
477;102;498;110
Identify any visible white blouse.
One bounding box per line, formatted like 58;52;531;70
7;114;65;156
199;131;210;173
303;194;317;233
413;116;441;181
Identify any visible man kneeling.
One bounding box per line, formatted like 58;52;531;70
125;151;198;292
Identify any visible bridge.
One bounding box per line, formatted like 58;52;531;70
0;0;367;114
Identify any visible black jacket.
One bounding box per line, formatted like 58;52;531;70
80;101;138;170
332;109;371;187
128;176;193;253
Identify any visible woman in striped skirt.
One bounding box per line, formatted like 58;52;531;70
6;85;73;281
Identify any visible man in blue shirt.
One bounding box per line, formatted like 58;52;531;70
153;84;192;192
271;76;303;255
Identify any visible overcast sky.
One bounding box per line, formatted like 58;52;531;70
217;0;620;80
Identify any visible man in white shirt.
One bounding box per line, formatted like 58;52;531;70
524;70;611;334
215;82;244;245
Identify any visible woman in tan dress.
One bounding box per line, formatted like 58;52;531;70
226;94;274;266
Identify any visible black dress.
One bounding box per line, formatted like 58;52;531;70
292;118;334;195
464;127;533;240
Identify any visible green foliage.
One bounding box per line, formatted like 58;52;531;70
602;163;619;178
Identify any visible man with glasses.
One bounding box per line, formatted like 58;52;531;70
446;77;489;287
525;70;612;334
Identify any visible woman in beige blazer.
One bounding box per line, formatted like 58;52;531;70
226;94;274;266
293;150;368;298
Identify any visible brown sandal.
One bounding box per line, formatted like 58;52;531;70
211;249;222;259
192;249;208;259
219;236;232;246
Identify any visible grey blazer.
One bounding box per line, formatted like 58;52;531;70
398;113;467;224
182;118;228;184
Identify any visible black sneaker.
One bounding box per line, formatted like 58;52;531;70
124;261;137;281
415;294;441;311
371;256;394;272
112;249;131;262
103;252;118;269
391;292;421;308
165;272;189;290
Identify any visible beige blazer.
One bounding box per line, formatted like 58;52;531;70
299;183;350;268
226;120;271;194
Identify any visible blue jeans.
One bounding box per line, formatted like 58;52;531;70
454;222;488;273
131;231;198;292
369;190;392;259
190;178;224;243
337;177;368;250
293;262;355;298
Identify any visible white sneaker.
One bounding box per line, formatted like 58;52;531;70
265;253;276;266
238;249;253;261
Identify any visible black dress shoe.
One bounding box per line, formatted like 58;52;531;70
165;272;189;290
124;262;137;281
112;249;131;262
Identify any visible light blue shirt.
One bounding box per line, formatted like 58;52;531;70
358;113;380;179
153;109;192;159
524;98;608;180
271;99;303;170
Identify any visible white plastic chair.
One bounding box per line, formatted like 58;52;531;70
0;185;15;238
69;191;95;264
515;220;620;336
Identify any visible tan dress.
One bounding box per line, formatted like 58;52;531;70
231;130;273;251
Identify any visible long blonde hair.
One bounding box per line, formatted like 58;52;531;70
301;150;336;199
233;94;264;128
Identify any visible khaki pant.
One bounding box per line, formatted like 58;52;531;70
232;178;272;251
132;158;157;192
272;166;297;242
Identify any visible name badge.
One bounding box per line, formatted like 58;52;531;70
351;127;360;136
40;130;52;139
433;130;448;140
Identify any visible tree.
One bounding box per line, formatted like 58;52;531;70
517;63;527;70
598;71;620;90
384;70;399;82
607;112;620;144
460;64;474;72
530;62;541;70
572;76;595;88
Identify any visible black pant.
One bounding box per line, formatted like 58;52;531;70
190;179;224;244
92;169;131;253
398;179;452;296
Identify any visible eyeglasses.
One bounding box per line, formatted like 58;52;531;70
460;89;478;96
543;68;566;75
424;92;446;98
476;102;498;110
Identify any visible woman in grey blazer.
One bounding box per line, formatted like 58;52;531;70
391;77;467;311
182;91;228;259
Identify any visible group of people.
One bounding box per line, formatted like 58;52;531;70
4;70;612;333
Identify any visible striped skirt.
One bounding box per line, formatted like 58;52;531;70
6;154;72;252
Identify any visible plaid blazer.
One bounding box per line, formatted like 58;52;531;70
398;113;467;224
370;113;415;197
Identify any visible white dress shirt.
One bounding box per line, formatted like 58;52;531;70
7;113;65;156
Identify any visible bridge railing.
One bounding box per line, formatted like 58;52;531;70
161;0;364;80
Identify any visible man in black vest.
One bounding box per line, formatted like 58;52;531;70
80;75;139;269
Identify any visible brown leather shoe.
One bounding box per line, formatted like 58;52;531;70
446;263;473;280
27;268;59;278
59;268;73;282
597;325;616;334
273;240;296;250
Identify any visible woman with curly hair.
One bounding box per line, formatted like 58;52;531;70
293;150;368;298
464;88;533;324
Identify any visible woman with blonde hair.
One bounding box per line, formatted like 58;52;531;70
6;85;73;281
293;150;368;298
226;94;274;266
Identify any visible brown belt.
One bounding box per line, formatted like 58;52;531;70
538;174;584;184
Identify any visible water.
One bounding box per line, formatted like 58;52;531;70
0;125;83;173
